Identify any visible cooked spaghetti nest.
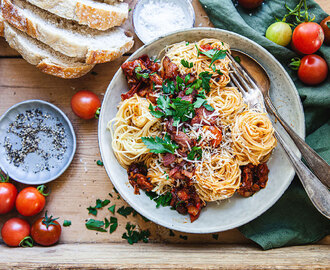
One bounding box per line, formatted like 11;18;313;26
145;155;172;194
231;110;277;165
207;86;247;126
165;38;231;89
108;94;161;168
194;153;241;202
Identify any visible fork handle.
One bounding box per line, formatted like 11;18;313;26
274;130;330;219
265;95;330;188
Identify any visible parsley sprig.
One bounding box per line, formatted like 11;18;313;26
122;222;150;244
87;199;110;216
145;191;172;208
181;59;193;68
142;134;178;154
195;45;227;67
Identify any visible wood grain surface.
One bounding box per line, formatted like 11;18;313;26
0;0;329;269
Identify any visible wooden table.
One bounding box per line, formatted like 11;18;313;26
0;0;329;269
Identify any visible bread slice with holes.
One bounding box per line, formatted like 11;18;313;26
3;22;95;79
2;0;134;64
24;0;128;31
0;8;4;36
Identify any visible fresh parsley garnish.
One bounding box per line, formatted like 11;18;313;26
117;206;134;218
170;98;195;126
162;79;176;94
199;71;212;93
234;56;241;64
63;220;71;227
87;199;110;216
122;222;150;245
109;217;118;234
85;219;107;232
96;160;103;166
142;134;178;154
187;146;203;161
195;45;227;67
104;218;110;229
193;97;214;112
134;66;155;80
145;191;172;208
181;59;193;68
185;74;191;84
176;76;185;92
108;205;116;214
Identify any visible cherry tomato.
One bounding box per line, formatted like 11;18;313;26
292;22;324;54
238;0;263;9
266;22;292;46
320;16;330;45
0;173;17;214
297;55;328;85
71;90;101;120
31;212;61;246
16;185;49;217
1;218;31;247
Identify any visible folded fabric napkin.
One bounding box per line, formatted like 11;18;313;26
199;0;330;250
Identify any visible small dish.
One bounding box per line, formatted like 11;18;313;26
0;100;76;185
133;0;195;44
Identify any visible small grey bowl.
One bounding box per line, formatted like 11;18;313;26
0;100;76;185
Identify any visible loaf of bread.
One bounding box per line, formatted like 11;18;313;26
3;22;94;78
0;8;3;36
24;0;128;31
2;0;134;64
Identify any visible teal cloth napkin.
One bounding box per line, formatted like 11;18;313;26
199;0;330;250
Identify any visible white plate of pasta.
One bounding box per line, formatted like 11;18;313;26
98;28;305;233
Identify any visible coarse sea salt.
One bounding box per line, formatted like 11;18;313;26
134;0;194;44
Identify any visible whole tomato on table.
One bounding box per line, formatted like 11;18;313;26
31;211;62;246
0;173;17;215
1;218;32;247
320;16;330;45
292;22;324;54
16;185;49;216
71;90;101;120
238;0;263;9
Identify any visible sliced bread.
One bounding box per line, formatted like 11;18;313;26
3;22;94;79
24;0;128;31
2;0;134;64
0;8;3;36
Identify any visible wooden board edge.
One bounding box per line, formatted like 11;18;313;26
0;243;329;269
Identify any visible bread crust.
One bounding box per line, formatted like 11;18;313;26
3;22;94;79
1;0;134;64
75;1;127;31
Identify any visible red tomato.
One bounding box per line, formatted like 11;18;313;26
298;55;328;85
0;182;17;215
31;212;61;246
1;218;31;247
292;22;324;54
71;90;101;120
320;16;330;45
203;125;222;147
16;186;48;216
238;0;263;9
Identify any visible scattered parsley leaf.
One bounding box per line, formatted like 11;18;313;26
217;70;223;75
114;188;119;194
185;74;191;84
108;205;116;214
169;230;175;237
162;79;176;94
104;218;110;229
117;206;134;218
87;206;97;216
142;134;178;154
199;71;212;93
85;219;107;232
176;76;185;92
179;235;188;240
204;104;214;111
122;222;150;245
185;88;194;95
193;97;207;109
96;160;103;166
187;146;203;161
170;98;195;126
63;220;71;227
129;8;132;12
327;21;330;28
212;234;219;240
195;45;227;67
108;193;113;198
149;104;165;118
109;217;118;234
186;41;190;46
95;199;110;209
181;59;193;68
135;66;151;80
141;215;150;222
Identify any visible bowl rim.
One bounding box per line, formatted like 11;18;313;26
98;27;305;233
0;99;77;185
132;0;196;44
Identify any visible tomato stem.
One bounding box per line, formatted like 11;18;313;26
42;211;60;229
19;236;34;248
95;107;101;119
0;169;9;183
37;185;50;197
282;0;314;25
289;57;301;70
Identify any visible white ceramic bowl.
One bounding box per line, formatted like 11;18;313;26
98;28;305;233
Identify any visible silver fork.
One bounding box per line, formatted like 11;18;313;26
226;51;330;219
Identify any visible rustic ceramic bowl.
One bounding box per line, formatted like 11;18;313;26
98;28;305;233
0;100;76;185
